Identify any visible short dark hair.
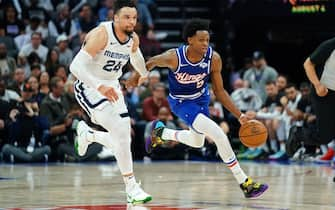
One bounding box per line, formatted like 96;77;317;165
27;52;41;65
31;32;42;39
81;3;91;10
55;64;67;73
182;18;210;42
153;82;165;91
114;0;136;14
285;83;297;90
299;82;310;90
266;81;276;86
49;76;62;91
30;64;41;71
252;51;265;60
277;74;288;81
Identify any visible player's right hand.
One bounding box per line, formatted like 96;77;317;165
245;111;256;119
238;113;249;125
315;83;328;97
98;85;119;102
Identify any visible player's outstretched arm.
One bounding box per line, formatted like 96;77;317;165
210;51;248;124
126;49;177;88
146;49;178;71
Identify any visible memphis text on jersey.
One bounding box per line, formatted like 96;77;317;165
104;50;130;60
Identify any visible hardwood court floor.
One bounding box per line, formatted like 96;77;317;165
0;161;334;210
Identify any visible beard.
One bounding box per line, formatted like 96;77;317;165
124;29;134;36
123;26;134;36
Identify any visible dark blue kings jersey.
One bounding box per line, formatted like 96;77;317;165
168;45;213;100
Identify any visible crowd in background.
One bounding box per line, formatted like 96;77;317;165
0;0;333;164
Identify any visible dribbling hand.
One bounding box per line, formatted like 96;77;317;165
98;85;119;102
245;110;257;119
315;83;328;97
239;113;249;125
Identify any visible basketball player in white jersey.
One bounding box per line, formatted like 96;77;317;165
69;0;151;204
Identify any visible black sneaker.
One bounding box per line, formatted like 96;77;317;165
240;177;268;198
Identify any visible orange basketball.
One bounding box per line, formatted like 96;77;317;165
239;120;268;148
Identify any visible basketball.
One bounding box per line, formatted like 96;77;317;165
239;120;268;148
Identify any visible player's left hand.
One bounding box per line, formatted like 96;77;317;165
138;75;148;86
125;77;137;89
125;72;140;89
131;32;139;53
125;71;148;88
238;113;249;125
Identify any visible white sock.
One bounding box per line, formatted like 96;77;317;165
320;145;328;154
124;175;136;190
161;128;177;140
327;140;335;149
162;128;205;148
261;143;269;152
226;157;248;184
280;142;286;152
270;139;278;152
192;114;248;184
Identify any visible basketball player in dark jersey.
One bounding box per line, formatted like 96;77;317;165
145;19;268;198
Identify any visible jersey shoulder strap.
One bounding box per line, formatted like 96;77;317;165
204;46;213;61
175;45;188;72
99;21;115;46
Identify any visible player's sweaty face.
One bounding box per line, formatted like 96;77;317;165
117;7;137;34
191;31;209;54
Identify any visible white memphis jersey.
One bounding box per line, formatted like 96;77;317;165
90;21;133;82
